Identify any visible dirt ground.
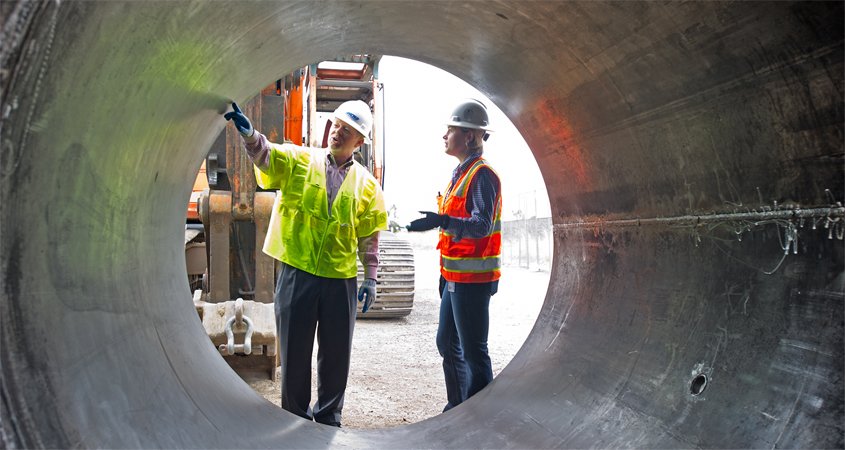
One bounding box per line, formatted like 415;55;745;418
245;230;549;429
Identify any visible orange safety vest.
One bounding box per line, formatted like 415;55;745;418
437;157;502;283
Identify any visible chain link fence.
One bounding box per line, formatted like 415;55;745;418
502;217;552;271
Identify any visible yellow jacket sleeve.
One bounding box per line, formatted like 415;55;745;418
356;176;389;239
253;143;308;191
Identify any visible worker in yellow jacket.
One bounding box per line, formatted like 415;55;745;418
224;100;387;428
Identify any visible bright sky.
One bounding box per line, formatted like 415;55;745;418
377;56;551;224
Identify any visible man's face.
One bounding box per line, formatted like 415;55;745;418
329;118;364;152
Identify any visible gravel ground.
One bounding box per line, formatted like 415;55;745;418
246;230;548;429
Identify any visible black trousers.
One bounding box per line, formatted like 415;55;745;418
274;262;357;425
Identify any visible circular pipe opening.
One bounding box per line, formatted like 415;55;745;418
185;55;552;429
689;374;708;396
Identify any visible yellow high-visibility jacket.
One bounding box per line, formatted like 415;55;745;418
254;143;388;279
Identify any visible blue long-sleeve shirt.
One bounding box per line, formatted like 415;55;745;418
442;152;501;242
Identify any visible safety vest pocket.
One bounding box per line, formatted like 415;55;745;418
280;208;301;241
334;192;355;222
325;222;356;275
334;223;355;250
302;183;326;218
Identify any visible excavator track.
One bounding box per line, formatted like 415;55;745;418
357;231;415;318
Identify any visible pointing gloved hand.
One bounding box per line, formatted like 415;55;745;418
406;211;450;232
223;102;254;137
358;278;377;313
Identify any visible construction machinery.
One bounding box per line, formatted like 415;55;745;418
184;55;415;378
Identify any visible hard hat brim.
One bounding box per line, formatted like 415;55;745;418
445;120;493;132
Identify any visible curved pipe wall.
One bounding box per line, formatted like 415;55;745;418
2;2;842;448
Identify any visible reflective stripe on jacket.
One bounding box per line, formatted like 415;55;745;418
254;143;388;279
437;158;502;283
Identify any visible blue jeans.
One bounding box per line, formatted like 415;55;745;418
436;277;498;411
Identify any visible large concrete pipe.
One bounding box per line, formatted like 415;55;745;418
2;1;842;448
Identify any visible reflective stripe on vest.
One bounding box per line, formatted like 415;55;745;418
441;254;502;273
437;158;502;283
254;143;388;279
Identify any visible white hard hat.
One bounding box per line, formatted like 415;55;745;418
333;100;373;144
445;98;493;132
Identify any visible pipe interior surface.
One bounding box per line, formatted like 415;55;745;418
1;1;843;448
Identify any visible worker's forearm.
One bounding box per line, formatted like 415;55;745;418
243;131;270;169
358;231;380;280
446;211;493;240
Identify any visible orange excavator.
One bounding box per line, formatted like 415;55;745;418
185;55;415;378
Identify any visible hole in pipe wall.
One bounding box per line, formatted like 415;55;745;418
181;55;551;429
690;373;708;396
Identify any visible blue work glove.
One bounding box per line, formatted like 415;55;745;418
406;211;449;232
223;102;254;137
358;278;377;313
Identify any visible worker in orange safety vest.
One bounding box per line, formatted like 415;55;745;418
407;98;502;411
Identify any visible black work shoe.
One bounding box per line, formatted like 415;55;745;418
315;419;342;428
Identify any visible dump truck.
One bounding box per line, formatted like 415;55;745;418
185;55;415;378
